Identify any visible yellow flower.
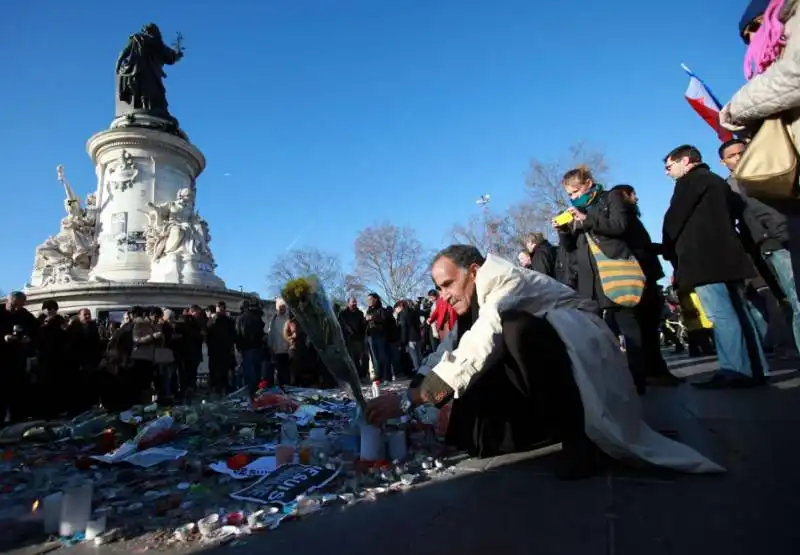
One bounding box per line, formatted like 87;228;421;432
281;276;316;303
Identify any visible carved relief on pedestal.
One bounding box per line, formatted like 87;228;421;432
29;166;99;288
105;149;140;192
144;187;216;266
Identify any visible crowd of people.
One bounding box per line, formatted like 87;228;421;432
365;0;800;479
2;0;798;485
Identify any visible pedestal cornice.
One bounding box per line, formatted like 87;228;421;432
87;127;206;177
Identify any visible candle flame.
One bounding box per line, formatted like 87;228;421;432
32;499;40;512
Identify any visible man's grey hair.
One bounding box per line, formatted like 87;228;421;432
432;244;486;270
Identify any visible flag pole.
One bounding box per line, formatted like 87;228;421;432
680;63;692;74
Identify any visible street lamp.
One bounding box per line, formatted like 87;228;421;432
475;194;494;253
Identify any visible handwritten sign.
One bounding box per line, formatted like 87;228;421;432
230;464;339;506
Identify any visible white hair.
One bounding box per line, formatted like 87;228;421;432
163;308;176;322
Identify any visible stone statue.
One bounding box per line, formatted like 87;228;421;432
145;188;215;264
116;23;184;119
33;166;99;278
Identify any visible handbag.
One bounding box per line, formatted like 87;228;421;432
734;116;798;199
586;234;646;308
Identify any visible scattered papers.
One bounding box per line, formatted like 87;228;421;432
230;464;340;505
121;447;188;468
209;456;277;479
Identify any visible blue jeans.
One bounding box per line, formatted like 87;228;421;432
766;248;800;353
367;335;391;381
407;341;423;370
695;282;769;378
744;289;770;346
240;349;263;396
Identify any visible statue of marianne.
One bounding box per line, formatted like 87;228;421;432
115;23;184;119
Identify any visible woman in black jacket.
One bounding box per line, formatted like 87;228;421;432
611;185;680;386
555;167;648;393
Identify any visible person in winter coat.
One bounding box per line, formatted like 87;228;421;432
610;184;679;387
364;245;724;479
235;300;265;397
206;301;237;395
662;144;768;388
720;0;800;293
719;138;800;353
395;300;423;371
525;232;558;277
365;293;392;382
338;297;367;379
35;300;70;418
555;166;649;393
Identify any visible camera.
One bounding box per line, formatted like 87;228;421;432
552;211;575;227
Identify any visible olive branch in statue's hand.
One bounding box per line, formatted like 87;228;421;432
173;32;185;55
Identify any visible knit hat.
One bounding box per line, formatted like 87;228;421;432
739;0;771;40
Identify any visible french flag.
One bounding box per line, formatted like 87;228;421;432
681;64;733;143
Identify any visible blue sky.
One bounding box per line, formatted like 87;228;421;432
0;0;751;295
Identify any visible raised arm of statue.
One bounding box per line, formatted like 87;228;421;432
162;43;183;66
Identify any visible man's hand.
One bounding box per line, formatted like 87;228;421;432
365;394;404;425
4;334;15;342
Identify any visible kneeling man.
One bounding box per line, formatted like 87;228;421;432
366;245;723;479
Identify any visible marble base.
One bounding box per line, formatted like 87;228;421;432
109;112;187;141
23;281;252;319
28;266;90;289
149;253;224;288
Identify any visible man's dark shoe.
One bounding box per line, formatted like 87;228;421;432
647;373;684;387
691;370;763;389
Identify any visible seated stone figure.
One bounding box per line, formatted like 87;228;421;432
365;245;725;479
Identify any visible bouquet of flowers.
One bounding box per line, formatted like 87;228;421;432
281;276;367;414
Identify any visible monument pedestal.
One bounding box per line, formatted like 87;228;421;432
150;253;225;288
85;123;225;288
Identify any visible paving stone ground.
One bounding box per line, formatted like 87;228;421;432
12;352;800;555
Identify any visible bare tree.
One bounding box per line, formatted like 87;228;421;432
353;223;431;303
448;142;610;256
523;141;610;224
448;211;522;260
267;246;349;300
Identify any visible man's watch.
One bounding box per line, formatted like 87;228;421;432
399;389;414;416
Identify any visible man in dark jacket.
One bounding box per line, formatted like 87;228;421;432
67;308;103;412
338;297;367;379
395;301;422;371
662;144;767;388
365;293;392;382
207;301;237;395
720;139;800;353
0;292;38;424
235;300;265;397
